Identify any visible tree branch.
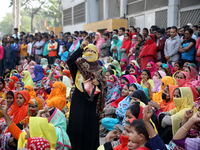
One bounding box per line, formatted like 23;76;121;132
33;0;46;15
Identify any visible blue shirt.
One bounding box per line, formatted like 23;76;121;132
58;40;67;53
181;38;196;61
59;51;69;61
11;43;18;57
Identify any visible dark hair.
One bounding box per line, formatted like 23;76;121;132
39;54;43;57
124;83;130;89
174;88;181;96
63;45;67;49
125;33;129;37
166;27;171;30
122;77;129;83
113;29;118;34
14;28;18;31
126;29;130;32
127;102;140;118
10;36;14;39
44;35;48;39
49;107;56;116
185;28;193;35
130;119;149;140
143;28;148;33
108;65;116;70
15;38;19;41
174;61;182;68
130;26;134;29
157;28;165;34
50;35;54;39
119;27;125;32
171;26;177;31
180;72;186;79
7;41;11;44
142;69;151;79
198;26;200;29
193;25;198;30
59;76;63;81
0;78;5;88
74;31;79;34
7;91;14;98
106;69;114;75
130;83;137;90
103;32;109;38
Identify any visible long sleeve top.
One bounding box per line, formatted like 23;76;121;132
48;42;58;57
0;45;4;60
4;46;14;60
100;40;111;57
59;51;69;61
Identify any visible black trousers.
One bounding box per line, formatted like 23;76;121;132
49;56;56;64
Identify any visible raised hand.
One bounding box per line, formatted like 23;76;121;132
143;102;153;122
184;108;194;119
0;100;8;116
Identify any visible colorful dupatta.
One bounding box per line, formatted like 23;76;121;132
110;35;123;60
24;85;36;98
48;108;71;150
94;32;104;53
22;71;34;87
0;78;9;100
69;37;80;53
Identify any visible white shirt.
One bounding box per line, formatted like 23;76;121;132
12;33;20;39
27;42;33;55
34;40;44;55
118;35;124;42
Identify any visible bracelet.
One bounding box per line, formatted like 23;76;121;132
149;133;157;139
182;126;188;132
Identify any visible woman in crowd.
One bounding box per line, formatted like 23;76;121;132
32;65;44;84
119;58;128;72
69;37;80;54
120;33;131;64
128;35;137;64
21;70;34;87
8;76;19;90
24;85;36;98
67;42;107;150
93;32;104;54
110;35;122;61
152;70;166;93
139;34;157;70
0;78;9;100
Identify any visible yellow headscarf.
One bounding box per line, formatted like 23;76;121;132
172;71;181;85
22;71;34;87
152;76;175;104
24;85;36;98
75;44;98;92
170;87;196;135
18;117;57;150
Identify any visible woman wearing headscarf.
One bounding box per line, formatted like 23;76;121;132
112;60;122;77
40;58;48;70
152;70;166;93
129;64;141;79
147;62;157;77
13;73;22;82
8;76;19;90
152;76;175;104
177;71;199;101
9;69;18;78
106;75;121;106
120;75;137;89
128;35;137;64
27;60;36;71
32;65;44;83
45;82;67;111
62;76;72;96
69;37;81;54
120;58;127;72
133;34;145;67
120;33;131;64
139;34;157;70
185;66;197;82
20;97;44;127
110;35;123;61
93;32;104;54
11;91;31;124
24;85;36;98
16;65;23;75
0;78;9;100
29;66;35;79
67;42;107;150
158;87;195;143
21;71;34;87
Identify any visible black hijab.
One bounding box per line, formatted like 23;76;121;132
131;90;148;105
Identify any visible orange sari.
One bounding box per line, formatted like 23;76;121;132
46;82;67;110
24;85;36;98
159;85;176;112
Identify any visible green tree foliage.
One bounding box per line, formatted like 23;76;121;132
0;13;13;35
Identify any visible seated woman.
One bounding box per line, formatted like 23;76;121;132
162;67;172;76
177;71;199;101
20;97;44;128
16;65;23;76
45;82;67;111
32;65;44;85
112;60;122;77
152;76;175;104
173;110;200;150
1;105;71;149
29;66;35;79
120;58;128;72
129;64;141;83
185;66;197;82
172;70;181;85
105;75;121;106
21;71;34;87
0;78;9;100
12;91;31;125
8;76;19;90
146;62;157;77
24;85;36;98
151;85;177;113
158;87;195;144
120;75;137;89
152;70;166;93
172;61;182;74
105;69;115;80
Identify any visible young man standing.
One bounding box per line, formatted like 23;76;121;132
42;35;50;60
10;37;18;67
164;26;181;66
118;27;125;42
12;28;20;39
142;28;149;40
4;41;14;72
27;36;34;56
156;29;166;62
100;33;111;63
33;35;44;62
58;34;67;55
165;27;171;39
129;26;136;39
48;36;58;64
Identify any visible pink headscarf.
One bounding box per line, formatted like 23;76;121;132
188;66;197;81
120;75;137;89
147;62;157;78
177;72;199;101
29;66;35;79
167;64;173;72
120;58;128;72
130;35;137;49
93;32;104;53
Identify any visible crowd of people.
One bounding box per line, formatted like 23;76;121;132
0;21;200;150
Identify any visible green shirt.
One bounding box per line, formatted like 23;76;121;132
43;41;49;56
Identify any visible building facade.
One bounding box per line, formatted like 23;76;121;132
62;0;200;33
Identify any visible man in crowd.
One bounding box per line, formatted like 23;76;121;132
118;27;125;42
33;35;44;62
100;32;111;63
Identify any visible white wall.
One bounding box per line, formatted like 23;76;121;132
63;23;86;33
